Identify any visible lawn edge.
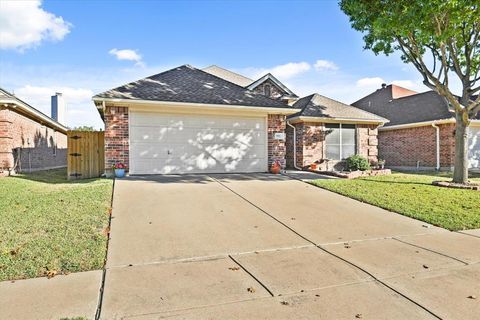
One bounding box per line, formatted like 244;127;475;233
306;179;457;232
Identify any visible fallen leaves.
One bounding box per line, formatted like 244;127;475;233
247;287;256;293
422;264;429;269
228;267;240;271
467;295;477;300
45;269;57;279
280;301;289;305
355;314;363;319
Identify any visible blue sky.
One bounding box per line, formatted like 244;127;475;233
0;0;428;129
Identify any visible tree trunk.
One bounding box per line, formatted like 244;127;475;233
452;112;469;184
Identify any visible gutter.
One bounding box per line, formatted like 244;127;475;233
93;97;300;115
0;100;68;133
288;115;388;125
431;122;441;171
379;118;455;131
286;121;301;170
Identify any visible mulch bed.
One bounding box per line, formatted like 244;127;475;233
432;181;480;191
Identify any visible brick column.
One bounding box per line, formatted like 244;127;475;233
267;114;286;168
0;108;13;170
104;106;129;173
357;124;379;164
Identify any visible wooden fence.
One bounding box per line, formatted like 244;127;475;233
67;131;105;180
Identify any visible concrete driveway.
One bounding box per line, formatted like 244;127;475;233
100;173;480;319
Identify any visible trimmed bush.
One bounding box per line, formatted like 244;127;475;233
346;155;370;171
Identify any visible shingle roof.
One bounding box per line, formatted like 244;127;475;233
289;93;387;122
202;65;254;87
94;65;290;109
351;85;459;126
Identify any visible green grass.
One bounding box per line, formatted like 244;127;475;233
310;171;480;231
0;168;112;281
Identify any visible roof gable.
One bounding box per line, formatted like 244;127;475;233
247;73;297;98
94;65;290;109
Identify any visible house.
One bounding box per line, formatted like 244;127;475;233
93;64;386;175
0;88;68;175
352;84;480;170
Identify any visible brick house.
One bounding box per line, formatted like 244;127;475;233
93;65;386;175
0;88;68;175
352;84;480;170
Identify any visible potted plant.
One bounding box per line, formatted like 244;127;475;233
310;163;318;170
270;160;281;174
113;162;127;178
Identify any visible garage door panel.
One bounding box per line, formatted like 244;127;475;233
131;112;169;126
130;127;169;143
129;112;267;174
130;143;170;159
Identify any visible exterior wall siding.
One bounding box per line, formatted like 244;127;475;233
285;121;379;171
378;123;455;169
0;108;67;174
104;106;129;172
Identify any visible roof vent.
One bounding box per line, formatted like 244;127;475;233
381;83;387;89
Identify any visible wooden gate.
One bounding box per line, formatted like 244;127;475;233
67;131;105;180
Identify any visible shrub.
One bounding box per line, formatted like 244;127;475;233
345;155;370;171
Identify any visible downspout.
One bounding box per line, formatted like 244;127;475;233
286;121;301;170
431;122;440;171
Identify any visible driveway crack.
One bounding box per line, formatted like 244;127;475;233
210;175;443;320
228;255;275;297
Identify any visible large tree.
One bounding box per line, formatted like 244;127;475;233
340;0;480;183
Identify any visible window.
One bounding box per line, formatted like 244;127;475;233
264;84;271;96
325;124;356;160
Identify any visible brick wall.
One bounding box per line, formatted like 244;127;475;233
378;124;455;169
285;122;379;170
104;106;129;171
0;108;67;173
267;114;286;168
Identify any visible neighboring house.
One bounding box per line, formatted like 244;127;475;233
93;64;385;175
0;88;68;174
352;84;480;170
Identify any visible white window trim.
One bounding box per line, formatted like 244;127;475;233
325;123;356;160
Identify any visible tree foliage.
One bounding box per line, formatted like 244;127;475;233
340;0;480;183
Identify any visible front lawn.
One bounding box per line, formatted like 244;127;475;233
310;171;480;231
0;169;112;281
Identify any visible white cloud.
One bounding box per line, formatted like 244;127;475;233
241;62;311;81
0;0;71;50
109;48;144;67
15;85;96;128
356;77;385;88
314;60;338;71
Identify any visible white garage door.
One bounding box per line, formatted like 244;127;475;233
129;111;267;174
468;126;480;169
